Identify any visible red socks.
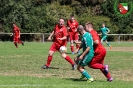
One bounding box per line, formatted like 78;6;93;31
46;56;52;66
70;46;74;52
65;56;75;65
76;44;80;49
14;42;18;48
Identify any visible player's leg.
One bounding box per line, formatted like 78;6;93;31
74;33;80;54
78;65;93;82
78;54;94;82
99;49;113;81
18;38;24;46
69;34;75;54
89;48;106;69
61;52;76;70
101;37;104;44
42;43;56;69
105;40;112;49
14;36;18;48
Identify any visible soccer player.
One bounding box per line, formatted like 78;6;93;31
74;25;94;83
100;23;112;49
67;14;80;54
42;18;76;70
11;23;24;48
85;22;113;82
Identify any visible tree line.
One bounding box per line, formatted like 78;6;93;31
0;0;133;41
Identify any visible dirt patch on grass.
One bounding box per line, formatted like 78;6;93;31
105;47;133;51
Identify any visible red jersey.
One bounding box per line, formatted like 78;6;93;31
90;30;104;53
13;25;20;36
67;20;78;33
53;24;68;46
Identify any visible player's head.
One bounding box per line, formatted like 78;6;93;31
77;25;85;35
12;23;16;27
70;14;75;22
85;22;94;32
59;18;65;27
102;23;105;27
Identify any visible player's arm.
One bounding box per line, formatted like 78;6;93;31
67;21;70;31
18;29;20;38
107;28;110;34
93;40;99;45
74;43;82;54
47;31;54;40
58;36;67;40
78;47;90;60
92;32;100;45
74;41;82;44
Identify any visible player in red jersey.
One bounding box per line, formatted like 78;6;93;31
11;23;24;48
67;15;80;54
85;22;113;82
42;18;76;70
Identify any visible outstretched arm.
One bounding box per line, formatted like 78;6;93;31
47;31;54;41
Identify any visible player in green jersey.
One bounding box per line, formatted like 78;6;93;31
74;25;94;83
100;23;112;49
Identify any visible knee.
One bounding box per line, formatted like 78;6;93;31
61;53;67;58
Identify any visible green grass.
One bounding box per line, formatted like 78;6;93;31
0;42;133;88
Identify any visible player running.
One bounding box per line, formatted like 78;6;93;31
67;14;80;54
85;22;113;82
100;23;112;49
11;23;24;48
42;18;76;70
74;25;94;83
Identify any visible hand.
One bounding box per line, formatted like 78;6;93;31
58;38;62;40
78;55;83;60
47;37;52;41
75;29;77;32
67;27;70;30
74;48;79;54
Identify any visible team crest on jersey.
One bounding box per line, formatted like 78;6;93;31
114;0;133;17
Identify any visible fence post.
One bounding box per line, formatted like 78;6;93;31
118;34;121;44
42;34;44;44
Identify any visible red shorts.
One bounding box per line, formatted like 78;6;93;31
89;47;106;65
13;36;21;43
50;43;65;52
69;32;79;41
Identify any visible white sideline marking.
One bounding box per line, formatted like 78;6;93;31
0;84;101;87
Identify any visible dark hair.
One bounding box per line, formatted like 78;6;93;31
70;14;74;17
85;22;93;26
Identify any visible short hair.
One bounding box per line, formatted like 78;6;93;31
85;22;93;26
70;14;74;17
85;22;93;28
77;25;84;31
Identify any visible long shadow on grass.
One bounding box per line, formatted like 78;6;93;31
65;78;105;82
65;78;87;82
42;66;59;69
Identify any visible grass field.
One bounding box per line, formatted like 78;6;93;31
0;41;133;88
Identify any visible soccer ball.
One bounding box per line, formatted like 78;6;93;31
59;46;67;53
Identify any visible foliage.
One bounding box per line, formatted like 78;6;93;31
0;0;133;41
